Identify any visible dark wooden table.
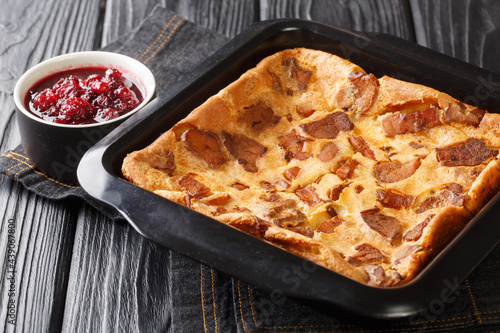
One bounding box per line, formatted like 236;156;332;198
1;1;499;332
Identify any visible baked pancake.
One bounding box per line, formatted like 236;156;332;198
122;48;500;286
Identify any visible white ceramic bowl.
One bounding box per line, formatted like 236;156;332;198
13;51;156;183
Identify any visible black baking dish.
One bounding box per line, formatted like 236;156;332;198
77;19;500;319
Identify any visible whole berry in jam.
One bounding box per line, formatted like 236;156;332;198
26;67;143;125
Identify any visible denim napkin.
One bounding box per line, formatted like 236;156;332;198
1;6;499;332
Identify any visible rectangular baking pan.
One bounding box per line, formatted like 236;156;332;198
77;19;500;319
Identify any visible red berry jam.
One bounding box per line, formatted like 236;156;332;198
25;67;144;125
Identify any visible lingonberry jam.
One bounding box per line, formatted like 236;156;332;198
25;67;144;125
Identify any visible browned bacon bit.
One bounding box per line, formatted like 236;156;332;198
416;183;466;214
278;130;312;161
347;243;385;266
326;205;338;217
267;70;283;93
335;158;359;181
295;185;322;206
274;209;307;227
285;226;314;238
178;175;211;198
409;141;425;149
184;194;192;208
239;103;280;130
349;136;376;160
274;179;291;190
150;150;176;175
318;142;339;162
202;193;231;206
442;101;485;127
373;159;421;183
349;72;379;113
361;208;402;245
375;189;414;210
228;216;271;239
354;185;365;194
181;128;226;167
403;214;435;241
364;265;386;286
300;111;354;139
231;183;249;191
329;183;350;201
435;139;499;167
393;245;422;266
381;107;439;137
296;106;315;118
222;132;267;173
316;216;343;234
283;57;312;92
260;181;275;191
284;166;301;181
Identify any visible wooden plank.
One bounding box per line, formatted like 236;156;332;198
0;0;101;332
259;0;414;41
410;0;500;74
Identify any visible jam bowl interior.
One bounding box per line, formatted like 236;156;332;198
13;51;156;183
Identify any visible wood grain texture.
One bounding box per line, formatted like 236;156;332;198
0;0;101;332
61;206;172;332
259;0;415;41
410;0;500;74
0;181;78;333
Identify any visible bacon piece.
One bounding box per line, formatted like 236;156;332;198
361;208;402;245
347;243;385;266
435;139;498;167
261;197;307;227
335;158;359;181
283;57;312;92
375;189;414;210
373;159;421;183
202;193;231;206
364;265;386;286
442;101;484;127
326;205;338;217
149;150;176;175
228;216;271;239
316;216;343;234
274;179;290;190
349;136;376;160
231;183;249;191
283;166;301;181
239;103;280;131
349;72;379;113
178;175;211;198
392;244;422;266
285;226;314;238
404;214;435;241
181;128;226;166
260;181;275;191
300;111;354;139
296;106;315;118
329;183;350;201
409;141;424;149
274;210;307;227
267;70;283;93
222;132;267;173
317;142;339;162
381;107;439;137
415;183;466;214
295;185;322;206
278;130;312;161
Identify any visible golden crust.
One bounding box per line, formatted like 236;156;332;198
122;48;500;287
